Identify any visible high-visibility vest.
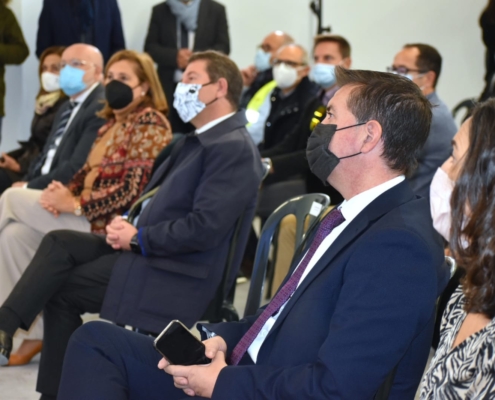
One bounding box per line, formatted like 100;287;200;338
245;80;278;127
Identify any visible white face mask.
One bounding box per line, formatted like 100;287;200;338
272;63;299;89
173;82;216;123
430;167;455;241
41;72;60;92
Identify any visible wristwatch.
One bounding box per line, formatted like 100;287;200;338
130;234;142;254
73;200;83;217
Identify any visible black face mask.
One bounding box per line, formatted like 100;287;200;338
306;122;366;185
105;80;140;110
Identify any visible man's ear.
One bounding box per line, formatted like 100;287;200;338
299;65;310;78
217;77;229;98
360;120;383;153
424;70;436;90
342;57;352;69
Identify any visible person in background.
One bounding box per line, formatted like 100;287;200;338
0;0;29;143
19;43;106;190
389;43;457;199
36;0;125;64
145;0;230;133
239;31;294;109
420;98;495;399
480;0;495;100
0;46;67;194
0;49;172;370
246;43;318;148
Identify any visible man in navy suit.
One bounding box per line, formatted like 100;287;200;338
57;68;449;400
36;0;125;63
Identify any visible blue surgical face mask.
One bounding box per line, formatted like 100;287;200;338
254;49;272;72
310;63;336;89
59;65;88;96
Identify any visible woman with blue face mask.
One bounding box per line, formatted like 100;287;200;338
0;46;67;195
421;99;495;398
0;50;173;368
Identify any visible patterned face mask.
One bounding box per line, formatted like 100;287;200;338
173;82;217;123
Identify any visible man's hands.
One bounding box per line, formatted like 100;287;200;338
158;336;228;398
177;49;192;70
39;181;76;217
105;216;138;251
241;65;257;87
0;153;21;173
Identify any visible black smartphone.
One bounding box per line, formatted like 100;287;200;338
153;320;211;366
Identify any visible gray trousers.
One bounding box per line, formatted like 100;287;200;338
0;188;91;340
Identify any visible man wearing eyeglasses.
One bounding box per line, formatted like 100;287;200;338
389;43;457;199
15;43;105;191
246;43;319;148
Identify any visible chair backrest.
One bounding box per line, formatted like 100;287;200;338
200;209;248;322
244;193;331;317
445;255;457;279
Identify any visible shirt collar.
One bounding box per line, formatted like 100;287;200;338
339;175;405;223
195;112;236;134
71;82;100;105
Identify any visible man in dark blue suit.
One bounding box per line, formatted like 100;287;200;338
0;51;262;400
36;0;125;63
56;68;449;400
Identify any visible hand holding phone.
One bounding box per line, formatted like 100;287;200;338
154;320;211;366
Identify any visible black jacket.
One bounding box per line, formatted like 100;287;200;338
261;94;343;204
240;69;273;109
144;0;230;107
260;76;319;151
25;84;105;189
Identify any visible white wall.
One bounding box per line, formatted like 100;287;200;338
3;0;487;153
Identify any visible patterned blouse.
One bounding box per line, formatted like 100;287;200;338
67;107;172;233
420;287;495;399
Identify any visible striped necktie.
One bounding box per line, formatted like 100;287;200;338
229;208;345;366
33;101;78;173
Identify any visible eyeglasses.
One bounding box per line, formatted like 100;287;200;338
272;59;306;68
59;59;93;69
387;66;427;75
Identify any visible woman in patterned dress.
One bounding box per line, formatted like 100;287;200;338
420;98;495;398
0;49;172;366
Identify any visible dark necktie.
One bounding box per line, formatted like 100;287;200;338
229;208;345;366
181;23;189;49
33;101;78;173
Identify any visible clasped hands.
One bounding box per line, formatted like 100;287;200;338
158;336;228;398
39;180;76;217
105;216;137;251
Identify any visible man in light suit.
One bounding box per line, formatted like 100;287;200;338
144;0;230;132
0;51;262;400
57;68;449;400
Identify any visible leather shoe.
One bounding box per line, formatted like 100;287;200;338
0;330;12;366
8;340;42;366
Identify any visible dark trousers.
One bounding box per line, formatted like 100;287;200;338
0;168;14;194
2;230;120;397
58;321;200;400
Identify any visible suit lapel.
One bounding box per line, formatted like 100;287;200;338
165;3;178;48
194;0;209;49
262;181;416;344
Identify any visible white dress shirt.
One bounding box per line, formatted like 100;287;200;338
40;82;99;175
195;112;235;134
247;175;406;362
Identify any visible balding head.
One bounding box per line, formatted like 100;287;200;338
272;43;310;92
261;31;294;57
60;44;104;98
